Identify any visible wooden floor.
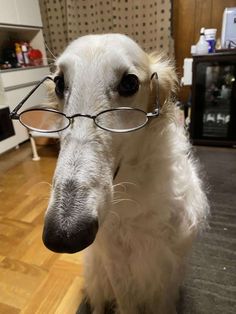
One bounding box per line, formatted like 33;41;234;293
0;142;84;314
1;142;236;314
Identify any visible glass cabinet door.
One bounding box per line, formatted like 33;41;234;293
203;65;235;138
191;55;236;146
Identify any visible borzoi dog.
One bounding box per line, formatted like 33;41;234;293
42;34;209;314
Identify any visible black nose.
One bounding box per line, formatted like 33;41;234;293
42;216;98;253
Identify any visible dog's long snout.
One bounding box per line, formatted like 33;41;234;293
42;180;98;253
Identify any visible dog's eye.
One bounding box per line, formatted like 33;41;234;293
118;74;139;97
54;74;65;98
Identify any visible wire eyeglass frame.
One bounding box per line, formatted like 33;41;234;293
9;73;161;133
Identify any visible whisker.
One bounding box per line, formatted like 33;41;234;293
118;181;138;187
113;181;139;194
37;181;52;188
112;198;140;206
113;191;128;196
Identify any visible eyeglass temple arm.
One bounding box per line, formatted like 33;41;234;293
10;76;53;119
147;72;160;117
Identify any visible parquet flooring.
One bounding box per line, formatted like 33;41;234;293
0;142;84;314
1;142;236;314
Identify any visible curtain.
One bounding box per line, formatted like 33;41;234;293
39;0;173;59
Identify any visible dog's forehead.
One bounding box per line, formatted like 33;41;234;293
57;34;149;76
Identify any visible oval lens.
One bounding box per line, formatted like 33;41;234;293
19;109;69;132
95;108;148;132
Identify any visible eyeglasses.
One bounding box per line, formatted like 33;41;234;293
10;73;160;133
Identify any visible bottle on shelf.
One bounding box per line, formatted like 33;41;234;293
204;29;217;53
195;28;209;55
21;42;30;65
15;43;24;66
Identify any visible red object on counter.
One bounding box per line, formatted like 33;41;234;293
28;48;43;66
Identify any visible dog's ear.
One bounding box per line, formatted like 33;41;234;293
148;53;178;107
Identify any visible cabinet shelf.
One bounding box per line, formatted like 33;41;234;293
0;23;43;31
0;27;48;67
0;65;50;74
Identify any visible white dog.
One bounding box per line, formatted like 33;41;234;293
42;34;209;314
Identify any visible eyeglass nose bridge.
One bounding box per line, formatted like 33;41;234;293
67;113;96;128
69;113;96;120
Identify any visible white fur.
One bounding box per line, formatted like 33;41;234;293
46;34;209;314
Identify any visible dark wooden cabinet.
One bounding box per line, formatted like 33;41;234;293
190;52;236;147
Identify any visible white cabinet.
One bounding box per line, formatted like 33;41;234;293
0;66;50;154
0;0;18;25
1;66;49;89
0;0;42;27
16;0;42;27
0;0;50;154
